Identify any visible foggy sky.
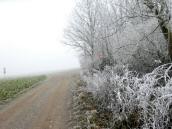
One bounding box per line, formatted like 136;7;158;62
0;0;80;77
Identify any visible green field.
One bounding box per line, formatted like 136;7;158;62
0;75;46;101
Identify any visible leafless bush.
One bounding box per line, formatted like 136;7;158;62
83;63;172;129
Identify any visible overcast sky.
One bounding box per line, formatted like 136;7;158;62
0;0;80;77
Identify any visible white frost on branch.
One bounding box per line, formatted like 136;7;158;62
82;63;172;129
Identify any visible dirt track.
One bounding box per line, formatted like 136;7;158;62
0;72;77;129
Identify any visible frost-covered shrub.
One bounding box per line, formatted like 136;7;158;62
82;63;172;129
128;46;169;74
138;63;172;129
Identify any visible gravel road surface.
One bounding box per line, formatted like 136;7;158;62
0;72;76;129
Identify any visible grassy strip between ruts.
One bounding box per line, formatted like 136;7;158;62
0;75;46;102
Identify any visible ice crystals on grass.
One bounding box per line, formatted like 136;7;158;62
82;63;172;129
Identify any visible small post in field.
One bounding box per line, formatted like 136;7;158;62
3;67;6;76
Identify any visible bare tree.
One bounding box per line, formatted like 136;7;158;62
65;0;116;70
64;0;99;67
143;0;172;59
110;0;172;60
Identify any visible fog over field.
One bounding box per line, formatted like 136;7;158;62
0;0;80;77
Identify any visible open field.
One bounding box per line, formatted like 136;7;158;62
0;75;46;102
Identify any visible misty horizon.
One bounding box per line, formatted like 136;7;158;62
0;0;80;77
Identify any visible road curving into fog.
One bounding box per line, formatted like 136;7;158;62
0;71;77;129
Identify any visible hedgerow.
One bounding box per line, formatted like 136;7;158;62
78;63;172;129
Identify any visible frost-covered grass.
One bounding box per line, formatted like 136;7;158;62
0;75;46;101
80;63;172;129
70;79;102;129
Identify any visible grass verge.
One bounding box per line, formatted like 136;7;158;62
0;75;46;102
70;79;105;129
